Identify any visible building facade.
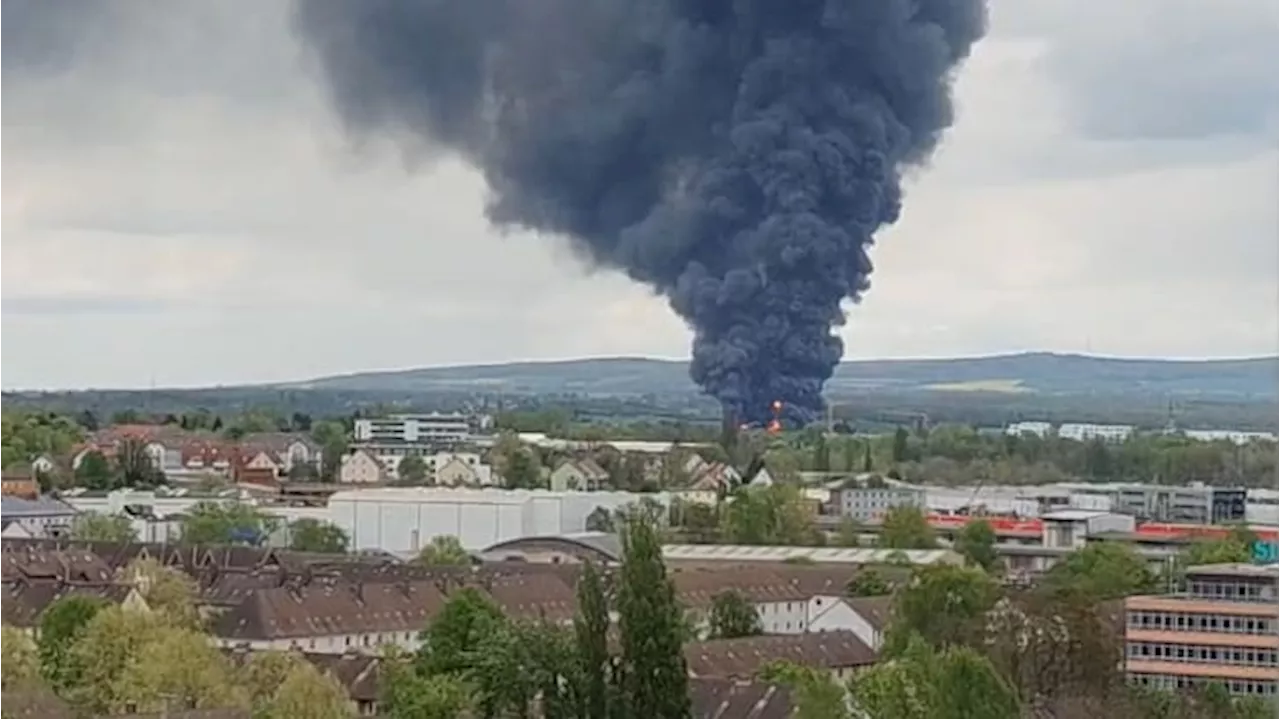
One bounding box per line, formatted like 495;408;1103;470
1124;563;1278;698
1112;485;1247;525
832;483;926;523
353;414;476;445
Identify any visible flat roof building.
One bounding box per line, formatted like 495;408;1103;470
1124;562;1278;699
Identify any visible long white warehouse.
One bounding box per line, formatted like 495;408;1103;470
328;487;671;552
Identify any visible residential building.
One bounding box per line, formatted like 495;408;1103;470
431;453;494;486
685;455;742;493
684;632;877;682
1057;423;1134;442
1124;563;1278;698
1111;485;1248;525
340;450;387;485
353;413;476;445
831;477;926;522
1;471;40;499
0;496;78;538
549;458;610;492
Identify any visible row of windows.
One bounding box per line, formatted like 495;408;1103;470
1126;641;1278;668
1186;580;1275;602
1127;610;1277;636
1129;673;1277;698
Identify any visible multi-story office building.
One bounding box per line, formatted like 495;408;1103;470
1124;563;1278;698
1111;485;1247;525
832;480;926;523
353;413;480;446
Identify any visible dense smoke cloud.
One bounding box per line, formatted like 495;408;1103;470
295;0;987;425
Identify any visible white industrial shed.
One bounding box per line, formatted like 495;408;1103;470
328;488;672;552
660;545;963;566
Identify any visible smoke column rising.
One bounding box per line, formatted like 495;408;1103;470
294;0;987;426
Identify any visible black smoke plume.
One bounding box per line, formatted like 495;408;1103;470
294;0;987;426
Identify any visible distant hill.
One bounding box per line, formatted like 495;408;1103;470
281;352;1279;399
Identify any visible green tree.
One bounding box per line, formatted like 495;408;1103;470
891;427;910;463
575;561;612;719
260;658;355;719
415;588;506;676
180;501;278;545
61;605;164;714
116;437;164;487
69;512;138;543
884;565;998;654
836;517;862;548
1042;542;1156;600
415;535;472;566
112;625;246;714
983;588;1122;704
75;450;115;490
289;518;350;554
121;557;202;629
707;590;763;639
503;447;544;489
398;455;429;484
719;484;817;546
954;520;999;572
615;514;691;719
878;506;938;550
756;660;850;719
851;636;1018;719
586;505;617;533
382;666;474;719
846;567;894;597
311;421;349;482
37;595;107;694
1;624;42;691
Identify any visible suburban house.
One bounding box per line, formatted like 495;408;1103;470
549;458;611;491
685;455;742;493
340;450;388;485
432;453;495;486
235;449;283;485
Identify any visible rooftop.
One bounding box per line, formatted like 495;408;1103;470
1185;563;1279;580
662;545;960;566
0;495;78;517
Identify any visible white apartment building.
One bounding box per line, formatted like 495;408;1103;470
353;413;476;445
1006;421;1053;438
1057;423;1134;442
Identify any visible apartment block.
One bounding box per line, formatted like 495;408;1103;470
831;480;925;523
1124;563;1278;698
353;413;479;445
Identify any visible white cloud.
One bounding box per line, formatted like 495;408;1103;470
1;1;1275;389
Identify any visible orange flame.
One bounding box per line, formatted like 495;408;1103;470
767;419;782;434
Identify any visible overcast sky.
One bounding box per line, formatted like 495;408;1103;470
3;0;1277;390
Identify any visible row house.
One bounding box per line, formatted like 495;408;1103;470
549;458;610;491
340;449;496;486
72;429;320;483
1;577;148;636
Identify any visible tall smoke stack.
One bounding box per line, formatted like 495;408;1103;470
295;1;987;426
